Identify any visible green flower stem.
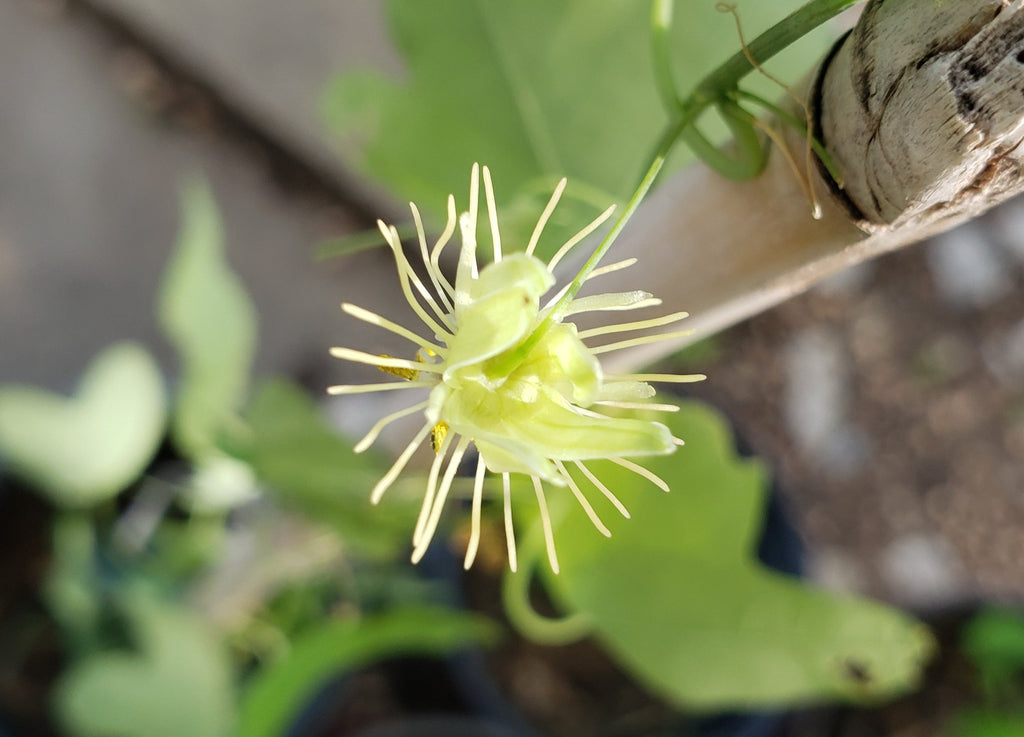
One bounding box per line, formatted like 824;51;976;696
652;0;864;181
680;101;768;181
493;0;865;375
482;113;686;379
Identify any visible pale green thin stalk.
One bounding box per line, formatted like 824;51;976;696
502;524;595;646
491;0;866;375
694;0;865;102
484;115;689;381
651;0;680;111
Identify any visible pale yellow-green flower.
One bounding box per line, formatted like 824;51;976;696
329;164;703;572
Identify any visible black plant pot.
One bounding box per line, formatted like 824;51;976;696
351;715;530;737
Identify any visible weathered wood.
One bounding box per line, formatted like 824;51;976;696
604;0;1024;371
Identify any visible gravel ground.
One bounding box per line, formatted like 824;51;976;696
677;201;1024;609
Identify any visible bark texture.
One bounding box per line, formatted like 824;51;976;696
821;0;1024;229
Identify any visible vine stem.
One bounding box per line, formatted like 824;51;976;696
571;0;868;293
489;0;865;375
694;0;865;102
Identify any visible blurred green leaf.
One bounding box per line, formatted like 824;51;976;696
238;379;414;557
951;710;1024;737
527;400;933;708
314;222;416;261
158;179;257;462
43;514;101;651
182;455;260;513
56;589;236;737
325;0;834;253
236;606;498;737
963;609;1024;698
0;342;165;508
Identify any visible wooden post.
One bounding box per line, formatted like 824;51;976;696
602;0;1024;372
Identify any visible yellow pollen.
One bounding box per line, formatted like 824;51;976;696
431;422;450;454
377;354;419;381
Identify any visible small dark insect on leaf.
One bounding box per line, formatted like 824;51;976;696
843;658;873;684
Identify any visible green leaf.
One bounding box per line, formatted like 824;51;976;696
962;609;1024;697
56;590;236;737
952;710;1024;737
524;400;934;709
236;607;498;737
237;379;414;557
325;0;834;252
43;514;102;651
0;342;165;508
158;179;257;462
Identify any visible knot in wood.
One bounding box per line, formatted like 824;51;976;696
819;0;1024;228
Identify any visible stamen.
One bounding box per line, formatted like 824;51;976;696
577;311;690;339
673;436;686;446
430;195;458;299
574;461;630;519
482;165;502;262
328;347;443;373
463;455;487;570
613;373;707;384
525;177;567;257
456;212;479;301
554;461;610;537
354;400;429;453
468;163;479;230
564;291;661;315
609;457;670;492
597;381;656;401
532;476;559;574
388;225;455;330
547;204;616;271
413;433;452;546
378;363;419;381
341;303;445;355
378;222;454;339
593;401;680;413
585;258;637;280
590;328;696;355
412;436;471;563
503;473;517;572
570;405;615;421
410;202;454;313
327;381;434;395
370;422;433;504
430;421;450;454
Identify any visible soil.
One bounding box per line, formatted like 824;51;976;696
678;239;1024;604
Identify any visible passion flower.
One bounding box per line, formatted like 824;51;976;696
329;164;703;572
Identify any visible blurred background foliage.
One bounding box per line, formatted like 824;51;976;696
0;1;1010;736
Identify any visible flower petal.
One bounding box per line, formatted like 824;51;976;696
442;381;675;472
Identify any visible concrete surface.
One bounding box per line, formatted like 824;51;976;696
86;0;402;208
0;1;405;392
